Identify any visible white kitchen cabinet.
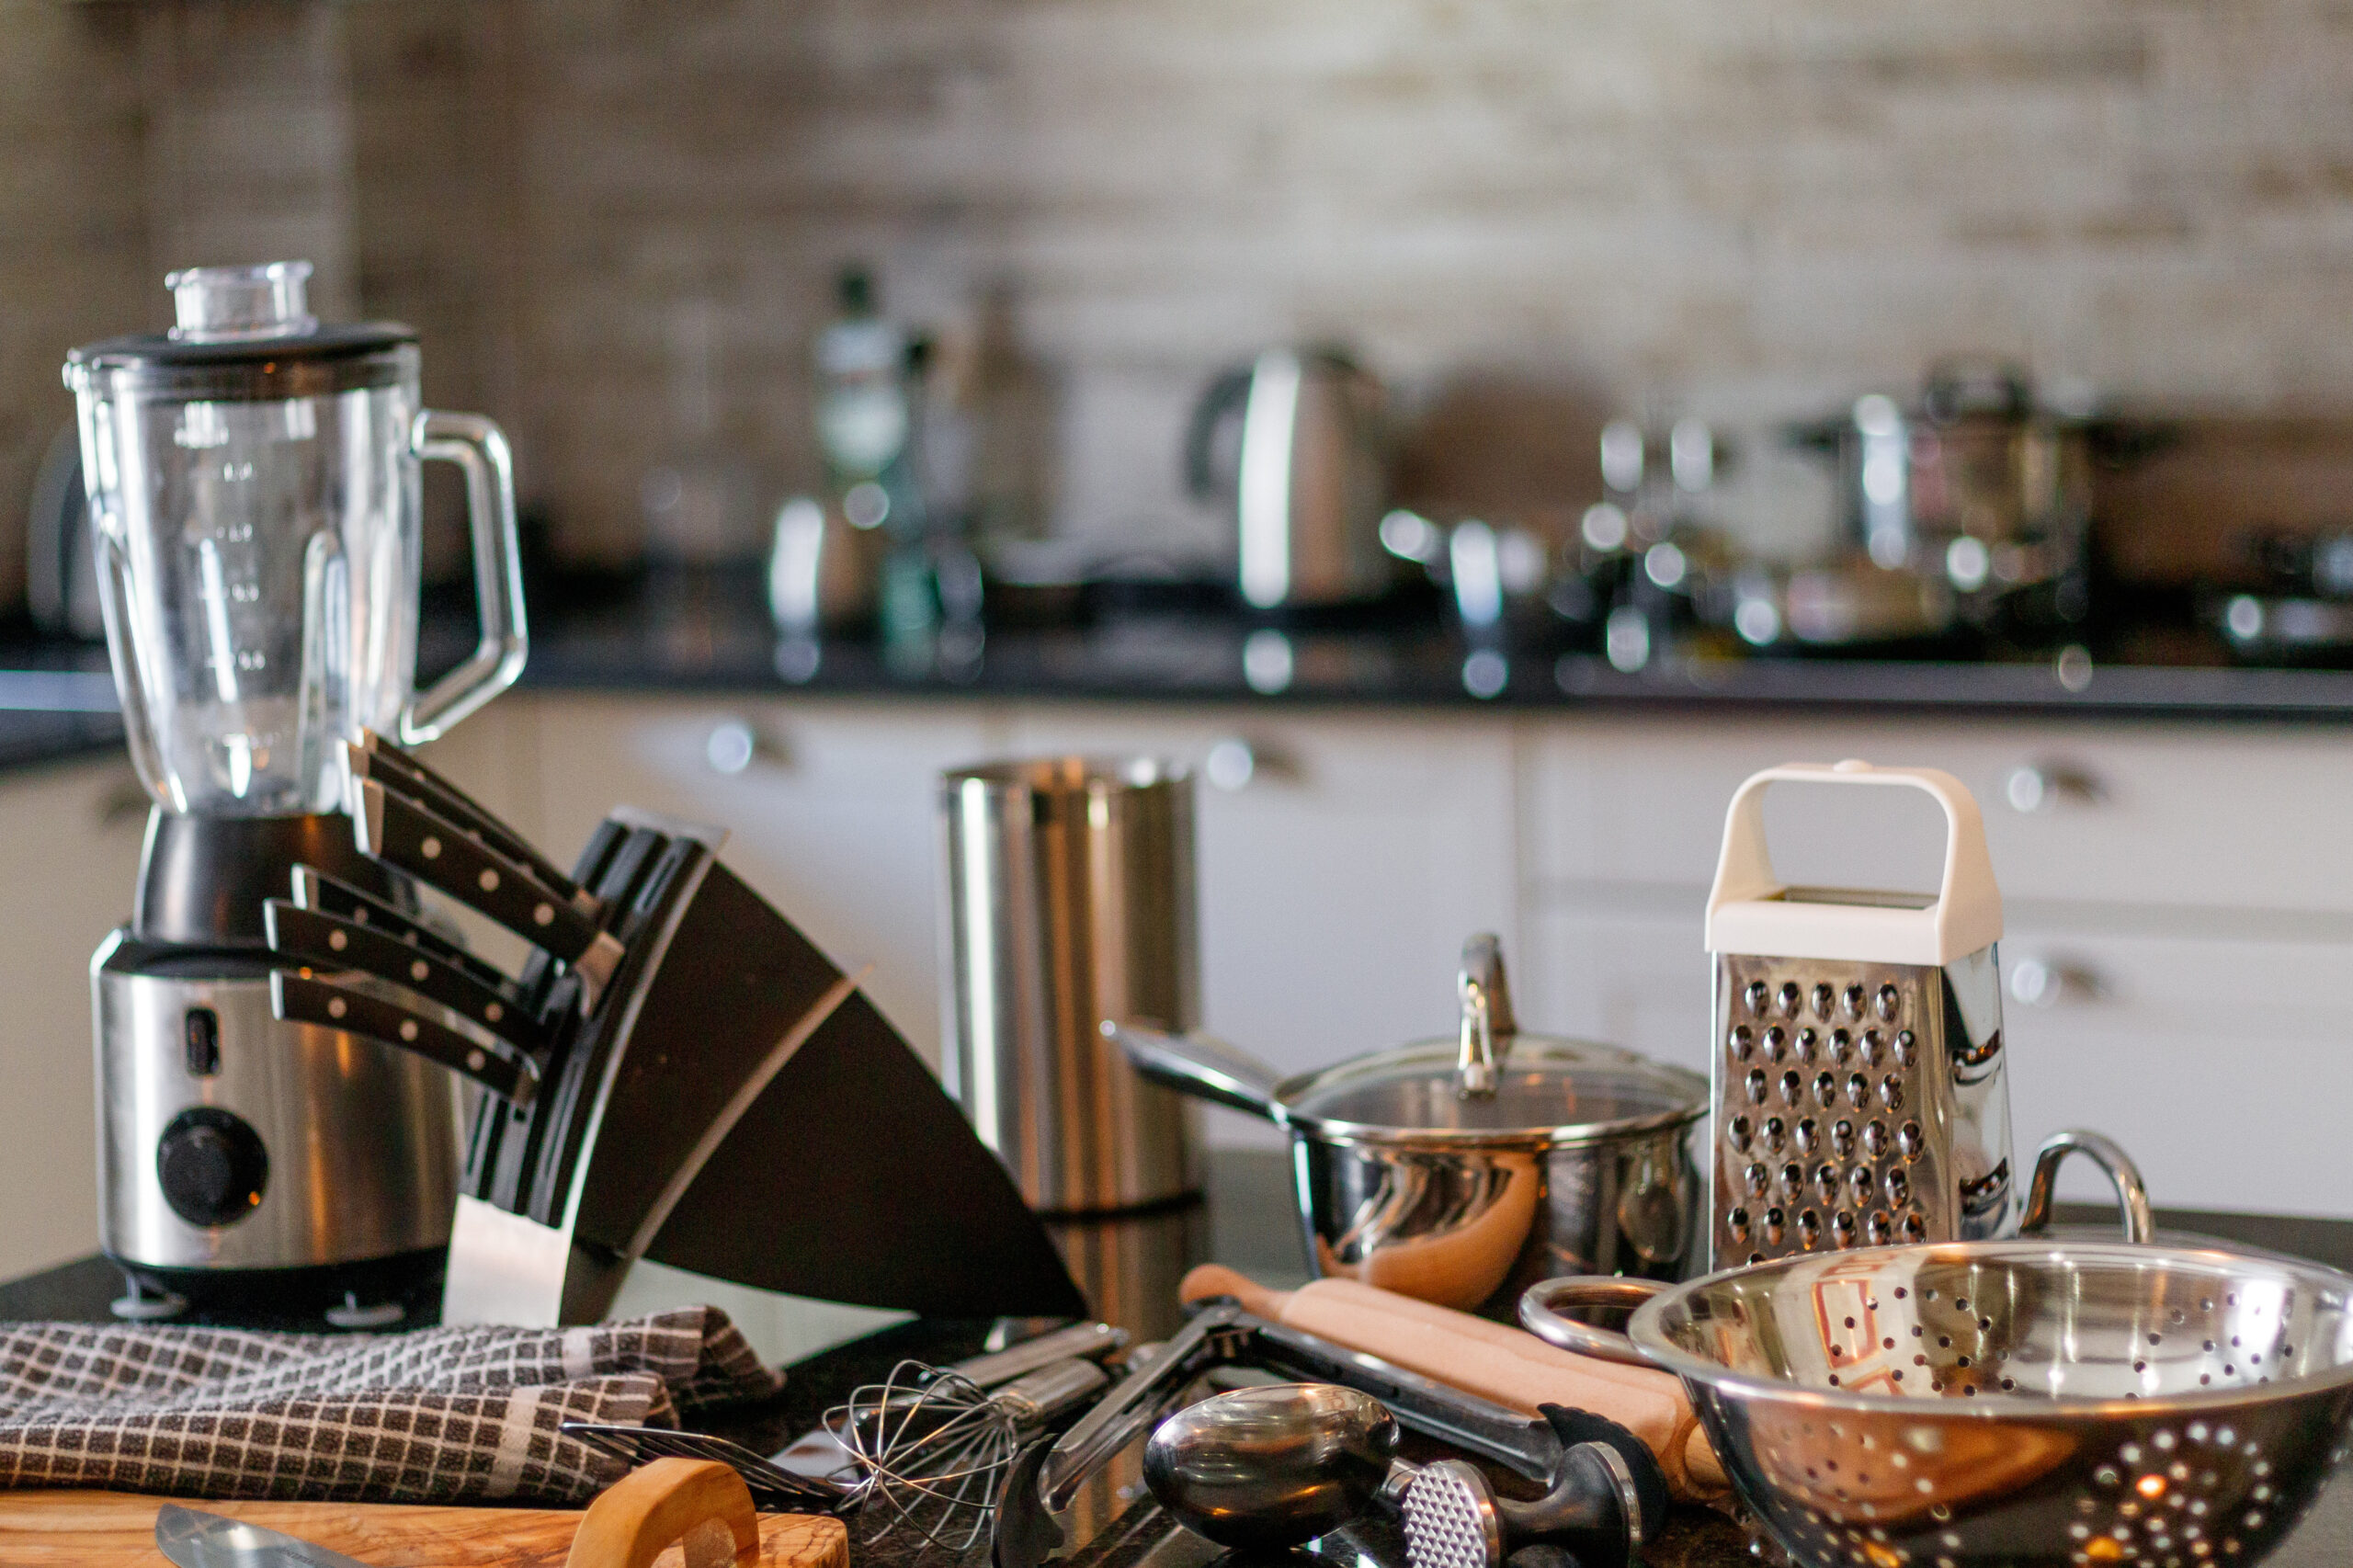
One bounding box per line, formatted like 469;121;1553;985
0;754;153;1278
513;693;1014;1067
1522;715;2353;917
1007;705;1519;1148
1518;711;2353;1221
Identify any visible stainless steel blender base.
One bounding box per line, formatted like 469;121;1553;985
95;935;459;1279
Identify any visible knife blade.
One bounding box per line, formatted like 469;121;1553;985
289;865;518;999
352;778;625;1006
346;733;599;915
272;970;540;1105
154;1503;372;1568
265;899;553;1058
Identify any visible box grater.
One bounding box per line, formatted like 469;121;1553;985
1703;760;2014;1268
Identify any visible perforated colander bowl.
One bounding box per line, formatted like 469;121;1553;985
1525;1244;2353;1568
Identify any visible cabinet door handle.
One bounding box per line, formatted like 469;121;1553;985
1202;737;1300;792
705;718;785;776
2007;955;2108;1008
2002;762;2104;813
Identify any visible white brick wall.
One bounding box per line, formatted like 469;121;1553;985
9;0;2353;576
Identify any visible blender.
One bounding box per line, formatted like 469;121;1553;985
64;261;528;1324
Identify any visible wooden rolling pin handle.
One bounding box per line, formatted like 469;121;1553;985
565;1458;760;1568
1179;1262;1293;1317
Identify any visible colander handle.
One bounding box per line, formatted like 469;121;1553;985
2018;1129;2154;1244
1707;759;2001;966
1517;1277;1670;1369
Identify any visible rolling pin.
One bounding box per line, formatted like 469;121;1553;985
1181;1265;1729;1503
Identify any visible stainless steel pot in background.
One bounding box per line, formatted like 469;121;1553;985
1113;935;1708;1321
1789;358;2097;608
938;756;1203;1334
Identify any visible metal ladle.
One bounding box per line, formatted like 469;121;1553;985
1141;1383;1652;1568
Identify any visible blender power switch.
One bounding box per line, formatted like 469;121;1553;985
183;1008;222;1077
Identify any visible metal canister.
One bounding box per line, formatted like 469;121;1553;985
938;756;1202;1329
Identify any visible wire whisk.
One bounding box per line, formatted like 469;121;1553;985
824;1356;1110;1552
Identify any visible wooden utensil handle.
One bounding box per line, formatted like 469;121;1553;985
565;1459;759;1568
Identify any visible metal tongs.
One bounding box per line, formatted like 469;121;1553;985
994;1302;1666;1568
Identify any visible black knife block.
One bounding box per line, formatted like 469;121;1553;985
270;763;1085;1327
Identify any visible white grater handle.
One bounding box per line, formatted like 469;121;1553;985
1706;759;2001;965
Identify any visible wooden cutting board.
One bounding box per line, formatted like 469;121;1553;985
0;1488;849;1568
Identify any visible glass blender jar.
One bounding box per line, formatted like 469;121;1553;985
67;260;525;814
66;262;525;1324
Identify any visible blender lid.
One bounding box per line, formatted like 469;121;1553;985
66;261;415;372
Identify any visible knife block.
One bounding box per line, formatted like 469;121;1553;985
267;748;1085;1328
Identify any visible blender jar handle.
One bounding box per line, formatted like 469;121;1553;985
404;410;529;744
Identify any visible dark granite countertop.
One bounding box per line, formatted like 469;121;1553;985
511;570;2353;723
13;570;2353;784
7;1197;2353;1568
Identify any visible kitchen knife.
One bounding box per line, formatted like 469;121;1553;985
289;864;518;998
154;1503;371;1568
272;970;540;1105
352;778;625;1005
346;733;599;914
265;899;554;1058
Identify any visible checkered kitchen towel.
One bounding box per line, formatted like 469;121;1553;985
0;1305;783;1505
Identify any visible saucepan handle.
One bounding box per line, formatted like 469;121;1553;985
1518;1277;1670;1369
1104;1021;1286;1120
2018;1128;2153;1244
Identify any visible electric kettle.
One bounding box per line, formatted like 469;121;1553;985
1185;347;1397;611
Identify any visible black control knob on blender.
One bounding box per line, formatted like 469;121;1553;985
155;1108;268;1228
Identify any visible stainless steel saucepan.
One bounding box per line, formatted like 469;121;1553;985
1108;934;1709;1318
1519;1173;2353;1568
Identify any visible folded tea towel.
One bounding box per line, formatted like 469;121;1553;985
0;1305;781;1505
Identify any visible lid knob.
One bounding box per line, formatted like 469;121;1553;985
1455;931;1517;1098
166;261;317;344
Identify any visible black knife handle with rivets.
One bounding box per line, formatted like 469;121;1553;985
264;900;552;1058
270;971;539;1105
353;778;626;1005
289;865;518;997
347;733;599;915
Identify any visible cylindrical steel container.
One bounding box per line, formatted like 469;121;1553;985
938;756;1201;1216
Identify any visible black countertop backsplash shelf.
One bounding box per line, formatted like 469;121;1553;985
14;567;2353;782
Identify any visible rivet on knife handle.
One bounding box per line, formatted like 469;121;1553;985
271;971;539;1105
353;778;626;1006
290;865;517;996
347;733;601;919
264;900;553;1058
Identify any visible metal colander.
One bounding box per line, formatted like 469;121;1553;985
1524;1243;2353;1568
